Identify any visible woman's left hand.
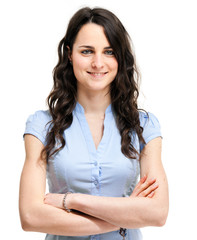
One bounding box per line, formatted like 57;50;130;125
44;193;65;209
130;175;159;198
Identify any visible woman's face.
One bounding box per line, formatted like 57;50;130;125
70;23;118;95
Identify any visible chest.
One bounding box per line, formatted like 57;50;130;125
85;114;104;149
47;112;140;197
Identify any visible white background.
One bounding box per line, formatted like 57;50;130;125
1;0;197;239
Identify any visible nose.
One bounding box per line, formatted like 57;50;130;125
91;53;104;69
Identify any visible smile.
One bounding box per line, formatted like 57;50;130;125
87;72;108;77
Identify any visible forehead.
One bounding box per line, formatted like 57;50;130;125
73;23;110;47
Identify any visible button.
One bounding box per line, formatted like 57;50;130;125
99;166;102;176
94;180;98;186
94;161;98;166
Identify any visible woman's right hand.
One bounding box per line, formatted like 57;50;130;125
130;175;159;198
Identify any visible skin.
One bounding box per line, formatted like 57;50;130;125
19;23;169;235
71;23;118;94
44;175;159;209
69;23;119;149
44;138;168;229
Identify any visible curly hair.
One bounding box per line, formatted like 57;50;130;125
42;7;145;161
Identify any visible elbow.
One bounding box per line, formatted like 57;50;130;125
19;201;45;232
20;208;40;232
21;221;31;232
20;214;32;231
155;215;167;227
154;208;168;227
20;211;35;231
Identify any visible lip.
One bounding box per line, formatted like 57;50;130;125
87;71;108;78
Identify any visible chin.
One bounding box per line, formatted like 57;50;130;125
88;83;111;92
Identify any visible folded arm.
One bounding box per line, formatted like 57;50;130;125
63;137;169;229
20;135;168;235
19;135;119;236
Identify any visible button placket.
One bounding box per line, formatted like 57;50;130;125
91;152;101;195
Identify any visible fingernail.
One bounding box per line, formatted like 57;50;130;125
151;177;156;181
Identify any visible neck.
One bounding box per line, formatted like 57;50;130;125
77;90;111;116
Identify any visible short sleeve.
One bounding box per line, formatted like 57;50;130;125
139;111;162;152
24;110;51;146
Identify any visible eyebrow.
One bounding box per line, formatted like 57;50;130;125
78;45;112;49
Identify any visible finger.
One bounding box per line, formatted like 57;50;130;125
147;191;155;198
138;182;159;197
134;175;147;191
43;196;47;203
44;193;52;203
140;175;147;184
135;178;156;196
135;175;148;190
142;178;156;191
145;178;156;187
131;175;147;197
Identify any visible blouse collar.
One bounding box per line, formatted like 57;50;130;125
75;102;112;115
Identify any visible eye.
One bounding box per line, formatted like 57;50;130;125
104;50;115;56
81;49;93;55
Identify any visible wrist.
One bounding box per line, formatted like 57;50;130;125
63;192;73;212
66;192;79;210
66;193;81;210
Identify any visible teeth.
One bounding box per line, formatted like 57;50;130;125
89;72;106;75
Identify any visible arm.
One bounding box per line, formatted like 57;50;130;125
62;137;169;229
44;174;158;210
19;135;119;236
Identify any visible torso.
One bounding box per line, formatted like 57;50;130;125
24;103;160;239
44;102;142;239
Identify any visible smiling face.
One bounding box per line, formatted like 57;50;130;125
70;23;118;96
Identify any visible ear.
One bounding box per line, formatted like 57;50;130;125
67;46;72;62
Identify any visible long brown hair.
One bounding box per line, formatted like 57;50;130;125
42;7;145;161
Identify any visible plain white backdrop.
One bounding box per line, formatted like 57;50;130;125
1;0;196;239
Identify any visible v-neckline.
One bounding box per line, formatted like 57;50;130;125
84;114;104;150
74;102;113;156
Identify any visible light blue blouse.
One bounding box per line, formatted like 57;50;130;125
24;102;162;240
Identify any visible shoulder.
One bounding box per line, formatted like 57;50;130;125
138;110;162;152
24;110;52;146
26;110;51;124
139;111;161;129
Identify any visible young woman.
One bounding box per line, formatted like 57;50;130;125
19;7;169;240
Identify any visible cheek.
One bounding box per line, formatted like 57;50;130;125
72;56;88;80
72;54;88;70
72;58;85;79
